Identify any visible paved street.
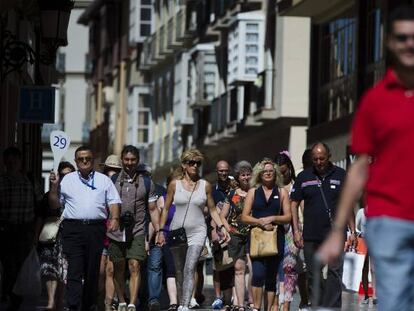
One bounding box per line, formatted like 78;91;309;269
0;287;377;311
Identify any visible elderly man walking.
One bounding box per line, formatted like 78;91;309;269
49;146;121;311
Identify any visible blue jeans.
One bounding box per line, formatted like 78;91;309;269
147;245;163;304
366;217;414;311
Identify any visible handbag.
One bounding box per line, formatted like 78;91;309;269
249;187;282;258
249;225;278;258
168;181;197;247
38;216;62;244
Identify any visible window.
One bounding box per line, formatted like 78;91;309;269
246;44;258;53
56;52;65;72
364;0;385;88
316;10;357;123
137;94;151;144
130;0;153;43
246;33;258;42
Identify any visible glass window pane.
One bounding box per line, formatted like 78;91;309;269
140;24;151;36
246;23;258;31
141;8;151;21
246;33;258;42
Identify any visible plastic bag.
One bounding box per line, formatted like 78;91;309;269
342;251;365;292
13;247;41;297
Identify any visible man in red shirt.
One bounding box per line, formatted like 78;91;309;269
318;5;414;311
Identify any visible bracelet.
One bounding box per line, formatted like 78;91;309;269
159;228;168;232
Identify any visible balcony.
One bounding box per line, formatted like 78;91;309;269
159;25;173;56
167;17;183;49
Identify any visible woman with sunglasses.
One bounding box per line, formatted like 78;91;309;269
157;149;230;311
240;158;291;311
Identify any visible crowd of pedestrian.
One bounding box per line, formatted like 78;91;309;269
1;142;359;311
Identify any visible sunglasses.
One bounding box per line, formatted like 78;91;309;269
393;33;414;43
185;160;202;167
76;157;92;162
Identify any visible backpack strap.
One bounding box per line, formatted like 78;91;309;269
111;172;120;184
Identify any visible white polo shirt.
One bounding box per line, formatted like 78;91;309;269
60;171;121;220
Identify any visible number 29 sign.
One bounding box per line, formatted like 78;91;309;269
50;130;71;172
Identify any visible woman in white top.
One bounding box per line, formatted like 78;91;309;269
157;149;230;311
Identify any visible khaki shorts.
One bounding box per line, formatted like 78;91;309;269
108;234;147;263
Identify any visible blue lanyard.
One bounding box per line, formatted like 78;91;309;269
78;171;96;190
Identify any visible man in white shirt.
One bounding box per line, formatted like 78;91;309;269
49;146;121;311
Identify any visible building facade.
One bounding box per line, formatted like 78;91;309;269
278;0;414;166
141;0;311;182
80;0;311;182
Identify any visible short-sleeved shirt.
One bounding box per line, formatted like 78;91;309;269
212;183;231;208
290;165;346;242
351;69;414;221
113;172;157;237
60;171;121;220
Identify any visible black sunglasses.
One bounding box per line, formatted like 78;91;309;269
393;33;414;43
185;160;202;167
76;157;92;162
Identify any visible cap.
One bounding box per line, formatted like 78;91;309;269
100;154;122;169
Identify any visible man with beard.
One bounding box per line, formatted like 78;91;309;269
318;5;414;311
108;145;159;311
290;143;355;308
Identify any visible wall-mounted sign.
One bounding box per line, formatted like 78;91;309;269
19;86;55;123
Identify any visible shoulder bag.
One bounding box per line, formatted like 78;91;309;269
168;181;197;247
38;216;62;244
249;187;281;258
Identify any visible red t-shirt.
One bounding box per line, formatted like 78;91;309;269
351;69;414;221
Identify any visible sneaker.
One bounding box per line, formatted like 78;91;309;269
361;297;370;305
212;297;224;309
118;302;127;311
149;301;161;311
372;298;378;305
127;304;136;311
178;307;189;311
189;297;200;309
195;294;205;305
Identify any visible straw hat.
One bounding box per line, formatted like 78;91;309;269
100;154;122;169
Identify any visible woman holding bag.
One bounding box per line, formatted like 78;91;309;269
240;158;291;311
156;149;230;311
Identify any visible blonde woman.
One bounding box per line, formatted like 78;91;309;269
240;158;291;311
157;149;230;311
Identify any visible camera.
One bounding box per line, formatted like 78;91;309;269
120;211;134;231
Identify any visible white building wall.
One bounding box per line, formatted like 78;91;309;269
275;16;311;118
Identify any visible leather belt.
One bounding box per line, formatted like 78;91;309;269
63;219;106;225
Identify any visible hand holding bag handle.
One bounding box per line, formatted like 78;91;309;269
249;187;282;258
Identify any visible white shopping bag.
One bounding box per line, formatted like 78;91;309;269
342;251;365;292
13;247;41;297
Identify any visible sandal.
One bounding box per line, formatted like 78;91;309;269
168;304;178;311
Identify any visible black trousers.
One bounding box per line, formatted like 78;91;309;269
61;220;106;311
303;241;344;308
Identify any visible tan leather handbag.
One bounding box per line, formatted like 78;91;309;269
249;225;278;258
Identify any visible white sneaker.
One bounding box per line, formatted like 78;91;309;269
189;297;199;309
118;302;127;311
178;307;189;311
127;304;136;311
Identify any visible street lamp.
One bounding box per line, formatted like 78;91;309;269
0;0;74;81
38;0;75;47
